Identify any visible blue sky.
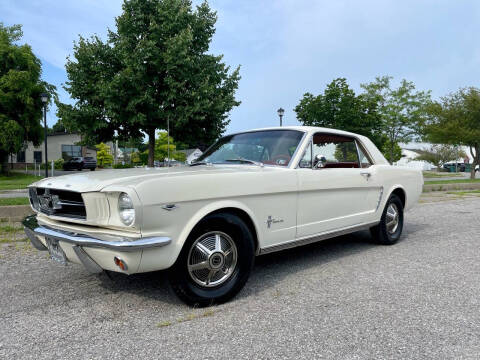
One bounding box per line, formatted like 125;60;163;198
2;0;480;134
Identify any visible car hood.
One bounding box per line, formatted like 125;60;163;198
31;165;284;193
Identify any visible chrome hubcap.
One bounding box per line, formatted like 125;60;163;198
386;203;400;234
187;231;238;288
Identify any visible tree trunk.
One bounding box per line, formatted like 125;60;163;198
390;142;394;164
0;153;8;175
469;145;479;179
147;128;156;167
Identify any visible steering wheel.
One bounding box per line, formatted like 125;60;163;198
271;154;291;166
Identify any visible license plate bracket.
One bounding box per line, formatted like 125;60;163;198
45;237;67;265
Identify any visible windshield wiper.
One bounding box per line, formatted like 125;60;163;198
225;158;264;167
189;161;211;167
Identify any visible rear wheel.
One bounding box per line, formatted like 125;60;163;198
169;213;255;307
370;194;404;245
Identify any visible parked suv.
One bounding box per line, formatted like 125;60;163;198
63;157;97;171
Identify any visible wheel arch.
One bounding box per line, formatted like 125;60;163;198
177;201;261;257
387;186;406;209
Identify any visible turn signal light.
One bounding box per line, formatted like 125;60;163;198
114;256;128;271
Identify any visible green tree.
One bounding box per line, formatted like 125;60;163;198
361;76;431;163
58;0;241;167
57;35;121;145
294;78;384;149
96;142;113;167
153;131;186;162
381;139;402;163
416;144;466;169
49;119;67;134
423;87;480;179
0;23;56;173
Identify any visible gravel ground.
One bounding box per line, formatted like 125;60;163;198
1;198;480;359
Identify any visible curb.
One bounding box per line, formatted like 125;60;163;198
0;205;33;222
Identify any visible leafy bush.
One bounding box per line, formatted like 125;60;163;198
54;158;64;169
113;163;133;169
96;142;113;167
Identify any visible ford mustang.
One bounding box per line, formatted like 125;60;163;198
23;126;423;306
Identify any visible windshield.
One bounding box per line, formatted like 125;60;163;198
195;130;305;167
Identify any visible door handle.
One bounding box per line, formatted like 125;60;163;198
360;172;371;179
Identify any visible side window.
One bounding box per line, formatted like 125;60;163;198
312;133;359;169
357;142;372;168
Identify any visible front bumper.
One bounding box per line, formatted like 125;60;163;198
23;214;171;273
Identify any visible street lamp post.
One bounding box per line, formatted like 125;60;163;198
40;93;48;177
277;107;285;127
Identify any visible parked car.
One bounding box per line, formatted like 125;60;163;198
23;126;423;306
62;157;96;171
442;162;466;172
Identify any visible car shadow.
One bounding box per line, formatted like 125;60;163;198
94;228;400;306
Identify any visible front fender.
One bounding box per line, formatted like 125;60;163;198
138;199;261;273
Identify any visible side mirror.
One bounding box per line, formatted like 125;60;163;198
314;154;327;169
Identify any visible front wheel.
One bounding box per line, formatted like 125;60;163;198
169;213;255;307
370;194;404;245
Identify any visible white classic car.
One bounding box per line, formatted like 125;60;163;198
23;126;423;306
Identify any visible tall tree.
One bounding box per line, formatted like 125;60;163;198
0;23;56;173
361;76;431;163
416;144;467;169
59;0;241;167
424;87;480;179
57;36;122;144
294;78;385;149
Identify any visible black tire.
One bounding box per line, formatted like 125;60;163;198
370;194;404;245
90;168;95;171
169;213;255;307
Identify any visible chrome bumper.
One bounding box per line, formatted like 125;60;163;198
22;215;171;252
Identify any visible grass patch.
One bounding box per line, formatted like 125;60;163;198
422;171;463;178
0;197;30;206
446;190;480;196
0;173;43;191
424;179;480;185
0;221;25;243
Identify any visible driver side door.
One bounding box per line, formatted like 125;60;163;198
296;133;381;238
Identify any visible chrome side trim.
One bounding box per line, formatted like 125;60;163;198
72;246;103;273
22;215;171;252
259;221;379;255
376;187;384;211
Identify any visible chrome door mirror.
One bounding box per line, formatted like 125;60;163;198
314;154;327;169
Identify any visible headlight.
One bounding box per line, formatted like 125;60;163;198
118;192;135;226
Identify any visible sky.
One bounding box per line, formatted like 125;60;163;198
2;0;480;134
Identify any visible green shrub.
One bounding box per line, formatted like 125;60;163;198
113;163;133;169
54;158;64;169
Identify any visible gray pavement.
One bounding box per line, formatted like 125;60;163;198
1;198;480;359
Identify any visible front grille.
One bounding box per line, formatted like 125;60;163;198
30;187;86;220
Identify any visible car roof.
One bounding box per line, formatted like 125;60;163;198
226;126;360;138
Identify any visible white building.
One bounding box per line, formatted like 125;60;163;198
394;148;434;171
11;133;96;168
